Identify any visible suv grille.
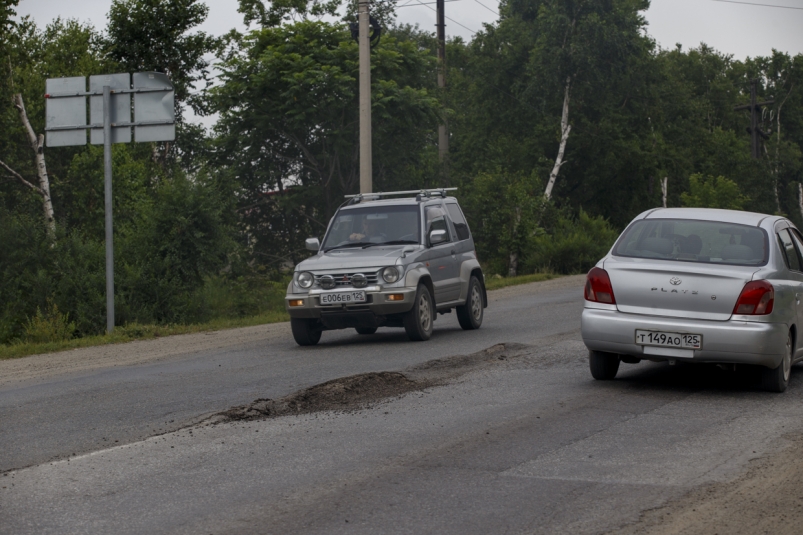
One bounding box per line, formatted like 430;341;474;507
314;272;379;288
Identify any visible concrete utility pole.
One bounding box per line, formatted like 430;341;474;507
436;0;449;185
734;79;774;159
358;0;372;194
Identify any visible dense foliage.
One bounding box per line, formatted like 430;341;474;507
1;0;802;343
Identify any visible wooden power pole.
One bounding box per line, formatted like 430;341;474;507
734;79;774;159
359;0;372;194
436;0;449;185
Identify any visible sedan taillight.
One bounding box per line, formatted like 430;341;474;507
733;280;774;315
585;267;616;304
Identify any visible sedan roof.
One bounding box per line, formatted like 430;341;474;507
640;207;778;227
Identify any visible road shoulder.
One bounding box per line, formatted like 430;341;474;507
0;274;585;388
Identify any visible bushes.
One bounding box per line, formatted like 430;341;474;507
22;301;76;343
525;208;620;274
0;174;247;344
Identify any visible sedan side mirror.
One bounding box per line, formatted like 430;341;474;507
305;237;320;251
429;229;447;246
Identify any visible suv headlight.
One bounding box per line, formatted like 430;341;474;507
297;271;314;289
382;266;401;283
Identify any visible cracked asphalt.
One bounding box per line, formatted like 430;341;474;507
3;274;803;534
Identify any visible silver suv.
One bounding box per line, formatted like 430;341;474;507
285;189;487;345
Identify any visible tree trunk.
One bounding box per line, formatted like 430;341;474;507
13;93;55;236
544;77;572;200
798;183;803;222
661;177;668;208
508;206;521;277
508;252;518;278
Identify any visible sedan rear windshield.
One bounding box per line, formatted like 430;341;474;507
612;219;768;266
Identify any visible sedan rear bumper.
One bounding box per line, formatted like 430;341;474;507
581;308;788;369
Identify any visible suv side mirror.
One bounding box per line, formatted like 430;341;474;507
429;229;447;246
305;237;320;251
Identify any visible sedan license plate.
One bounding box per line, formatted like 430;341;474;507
320;291;367;305
636;330;702;349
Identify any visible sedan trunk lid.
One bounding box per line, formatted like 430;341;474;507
604;256;759;321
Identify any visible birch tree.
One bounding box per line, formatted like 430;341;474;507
0;93;55;236
500;0;651;200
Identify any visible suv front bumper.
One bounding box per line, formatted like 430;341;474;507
286;286;416;323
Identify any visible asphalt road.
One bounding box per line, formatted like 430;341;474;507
0;277;584;473
4;275;803;534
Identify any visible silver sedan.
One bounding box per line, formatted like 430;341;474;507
582;207;803;392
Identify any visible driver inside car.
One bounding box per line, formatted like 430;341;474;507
349;217;386;242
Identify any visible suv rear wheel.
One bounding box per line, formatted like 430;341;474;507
457;276;483;330
404;284;434;341
291;318;322;346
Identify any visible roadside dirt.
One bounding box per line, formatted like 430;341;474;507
0;323;290;388
207;342;532;424
612;434;803;535
0;275;584;389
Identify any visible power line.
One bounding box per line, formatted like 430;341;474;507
711;0;803;10
396;0;460;8
473;0;498;15
408;0;480;34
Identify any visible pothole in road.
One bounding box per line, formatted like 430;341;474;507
206;342;532;424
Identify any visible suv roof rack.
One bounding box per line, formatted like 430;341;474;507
344;188;457;205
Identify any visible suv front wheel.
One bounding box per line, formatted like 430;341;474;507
404;284;434;341
291;318;322;346
457;276;483;330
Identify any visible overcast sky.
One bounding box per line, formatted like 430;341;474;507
15;0;802;127
15;0;803;60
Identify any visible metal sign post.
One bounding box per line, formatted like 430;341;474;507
103;86;114;333
45;73;175;333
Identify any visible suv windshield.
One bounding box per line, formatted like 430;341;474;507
322;205;421;251
613;219;768;266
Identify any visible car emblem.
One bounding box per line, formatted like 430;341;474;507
670;277;682;286
711;295;717;300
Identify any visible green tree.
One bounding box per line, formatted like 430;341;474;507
462;169;544;276
680;174;749;210
106;0;219;116
209;20;439;267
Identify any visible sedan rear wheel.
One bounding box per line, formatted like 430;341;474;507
589;350;620;380
762;331;792;393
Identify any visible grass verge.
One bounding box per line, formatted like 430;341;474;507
0;310;289;361
484;272;560;291
0;272;562;361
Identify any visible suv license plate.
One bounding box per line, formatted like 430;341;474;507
636;330;702;349
320;291;367;305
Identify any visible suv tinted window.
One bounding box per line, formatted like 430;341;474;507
425;205;451;244
322;205;421;250
446;203;471;241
